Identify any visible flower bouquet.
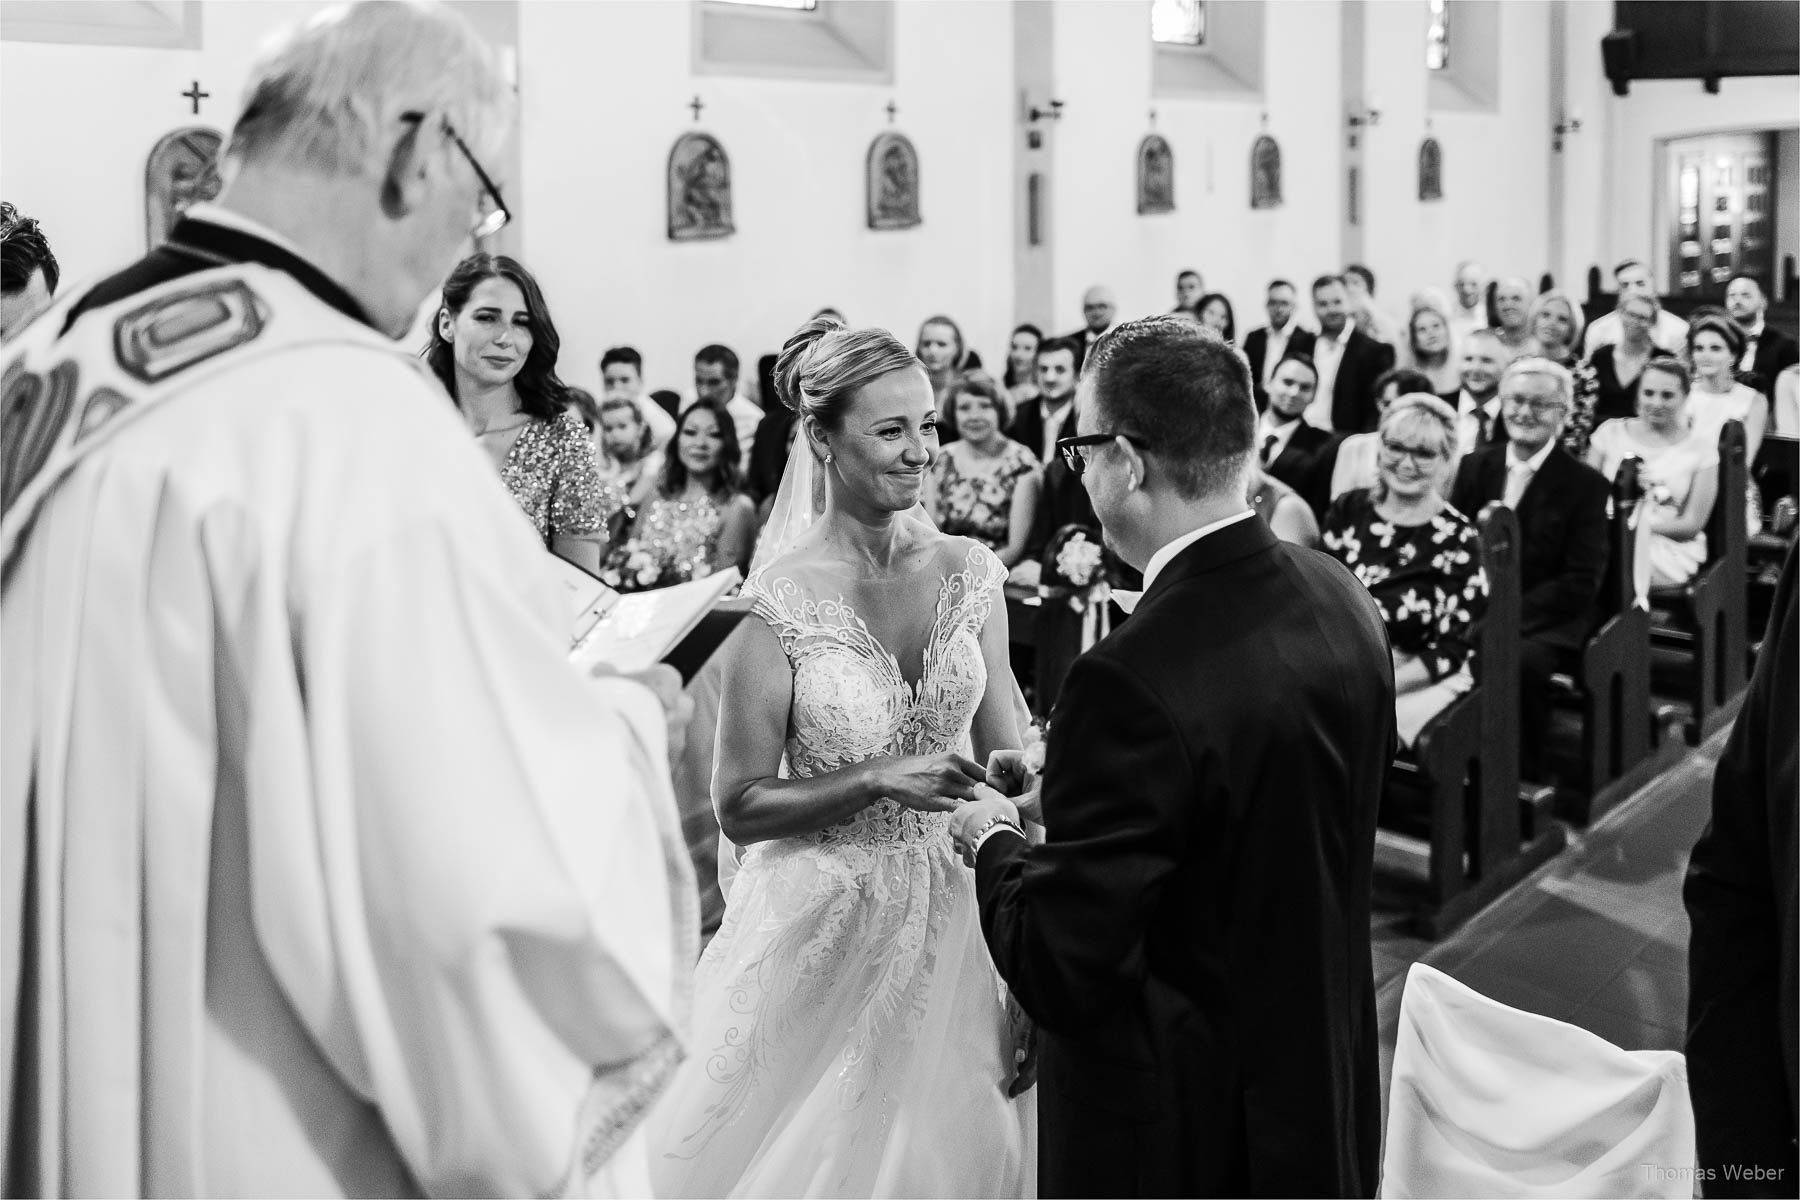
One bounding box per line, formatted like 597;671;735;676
1040;524;1113;651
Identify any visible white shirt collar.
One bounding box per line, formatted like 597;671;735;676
1317;323;1353;348
1506;435;1558;475
1140;509;1257;594
181;202;313;262
1743;317;1766;340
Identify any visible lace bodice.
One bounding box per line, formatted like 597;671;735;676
742;542;1006;850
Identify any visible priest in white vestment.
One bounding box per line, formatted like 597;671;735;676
0;4;695;1195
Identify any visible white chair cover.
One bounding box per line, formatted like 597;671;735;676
1382;963;1695;1199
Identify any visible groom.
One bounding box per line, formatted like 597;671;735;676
953;318;1393;1198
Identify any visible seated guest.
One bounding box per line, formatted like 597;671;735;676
1173;268;1204;317
1449;259;1488;341
1526;288;1600;456
1726;274;1799;402
1586;359;1720;589
601;397;756;591
1447;328;1511;454
1195;292;1236;345
600;344;677;449
1247;457;1320;547
1310;273;1395;434
916;313;980;440
1450;357;1610;781
1324;395;1487;747
924;371;1042;567
1344;263;1403;346
689;343;761;473
1585;258;1690;355
1003;322;1044;410
1244;278;1315;408
1009;336;1080;463
0;200;59;341
1257;353;1338;516
1491;277;1535;360
1588;292;1673;427
593;393;666;522
1063;284;1117;366
427;252;606;573
1400;289;1461;393
743;352;790;507
1331;368;1436;499
1688;314;1771;466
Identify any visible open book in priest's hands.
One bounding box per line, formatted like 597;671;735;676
554;554;747;681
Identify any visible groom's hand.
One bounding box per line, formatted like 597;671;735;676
950;791;1022;867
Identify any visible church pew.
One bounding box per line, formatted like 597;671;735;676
1376;503;1568;939
1651;419;1749;743
1550;458;1684;824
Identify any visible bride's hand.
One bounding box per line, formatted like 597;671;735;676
867;752;988;813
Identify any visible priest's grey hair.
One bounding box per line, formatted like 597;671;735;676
226;0;513;177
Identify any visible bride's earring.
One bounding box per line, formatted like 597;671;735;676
824;450;834;464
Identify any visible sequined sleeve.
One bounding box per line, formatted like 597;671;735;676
547;409;607;538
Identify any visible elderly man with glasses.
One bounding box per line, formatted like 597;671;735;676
0;3;694;1195
1450;357;1612;783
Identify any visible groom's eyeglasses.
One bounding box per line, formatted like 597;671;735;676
1057;432;1143;476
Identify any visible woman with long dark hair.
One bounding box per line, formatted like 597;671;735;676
425;252;606;571
599;397;756;591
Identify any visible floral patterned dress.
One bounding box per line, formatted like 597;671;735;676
927;439;1040;552
496;409;607;544
600;488;729;592
1322;488;1489;744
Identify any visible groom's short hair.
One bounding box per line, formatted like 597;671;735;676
1083;316;1255;500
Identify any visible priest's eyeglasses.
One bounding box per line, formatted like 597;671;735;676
403;112;510;239
1057;432;1143;476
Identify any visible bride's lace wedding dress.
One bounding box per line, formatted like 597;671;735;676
645;541;1034;1198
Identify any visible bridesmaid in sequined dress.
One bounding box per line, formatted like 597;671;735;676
603;397;756;591
426;252;608;572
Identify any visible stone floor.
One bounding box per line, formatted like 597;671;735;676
1370;722;1723;1109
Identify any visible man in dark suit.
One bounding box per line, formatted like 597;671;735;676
1256;351;1338;517
1242;278;1316;410
952;317;1391;1198
1008;337;1080;463
1310;274;1394;434
1684;542;1797;1195
1060;284;1116;371
1450;356;1610;781
1442;328;1511;454
1726;274;1799;402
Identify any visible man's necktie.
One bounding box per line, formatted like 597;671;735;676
1476;408;1492;445
1503;461;1532;508
1262;433;1279;465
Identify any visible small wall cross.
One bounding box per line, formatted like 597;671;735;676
886;99;898;124
182;79;210;115
689;95;704;122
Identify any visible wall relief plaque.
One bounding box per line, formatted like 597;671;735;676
145;125;223;247
1250;135;1283;210
1137;134;1174;215
668;132;734;241
867;131;921;230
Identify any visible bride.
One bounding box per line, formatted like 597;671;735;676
644;317;1036;1197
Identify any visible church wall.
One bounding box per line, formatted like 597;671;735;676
1357;0;1555;314
1043;0;1346;335
514;0;1016;399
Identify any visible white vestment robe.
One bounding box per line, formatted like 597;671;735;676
1;263;696;1197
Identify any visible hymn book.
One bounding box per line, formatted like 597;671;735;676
555;554;746;680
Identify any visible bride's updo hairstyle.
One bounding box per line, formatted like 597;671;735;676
773;315;921;433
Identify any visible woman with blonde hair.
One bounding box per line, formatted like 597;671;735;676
1401;288;1461;393
1526;288;1600;455
1322;394;1487;746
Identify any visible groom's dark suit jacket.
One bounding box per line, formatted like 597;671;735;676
975;515;1393;1198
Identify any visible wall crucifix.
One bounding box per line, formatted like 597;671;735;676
181;80;210;115
688;95;704;122
886;99;898;124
